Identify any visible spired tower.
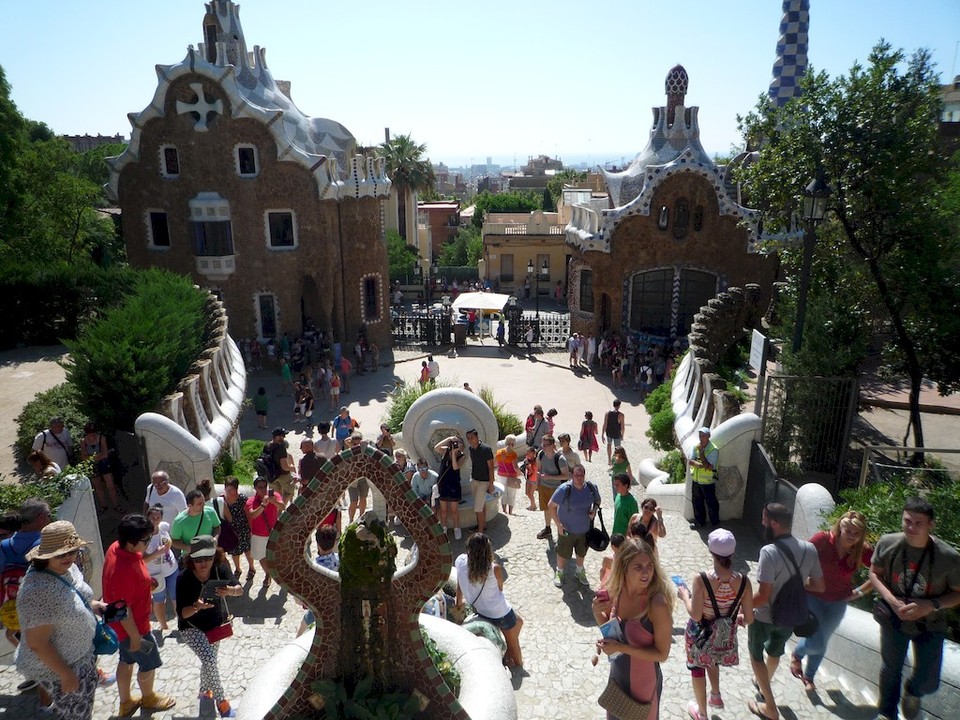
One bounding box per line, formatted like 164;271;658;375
768;0;810;107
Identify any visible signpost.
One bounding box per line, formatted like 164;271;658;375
750;329;768;416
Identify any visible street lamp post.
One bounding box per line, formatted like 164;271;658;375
792;172;831;353
526;259;550;319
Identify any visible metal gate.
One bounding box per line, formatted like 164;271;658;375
760;375;859;494
390;312;451;346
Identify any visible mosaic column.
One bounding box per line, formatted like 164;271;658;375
768;0;810;107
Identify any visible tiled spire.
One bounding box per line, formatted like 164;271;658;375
768;0;809;107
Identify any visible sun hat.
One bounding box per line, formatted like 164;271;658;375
189;535;217;559
707;528;736;557
26;520;91;561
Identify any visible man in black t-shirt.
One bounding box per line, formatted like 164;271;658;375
465;429;495;534
601;399;625;464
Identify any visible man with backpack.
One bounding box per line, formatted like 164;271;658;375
1;499;54;704
748;503;824;720
261;428;295;505
548;465;600;587
31;416;74;470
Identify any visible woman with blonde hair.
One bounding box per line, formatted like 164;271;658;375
592;535;674;719
789;510;873;691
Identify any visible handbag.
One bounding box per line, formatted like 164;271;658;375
43;569;119;656
586;507;610;552
213;497;239;553
506;476;522;489
194;564;234;644
597;676;651;720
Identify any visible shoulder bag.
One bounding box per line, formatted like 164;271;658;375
194;564;234;644
213;497;239;553
43;570;118;655
873;539;932;638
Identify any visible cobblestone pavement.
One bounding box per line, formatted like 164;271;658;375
0;342;883;719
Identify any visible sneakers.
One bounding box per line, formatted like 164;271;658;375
140;693;176;711
96;668;117;687
576;568;590;586
553;569;563;587
218;699;237;717
687;700;707;720
536;527;552;540
453;528;462;540
901;690;921;720
118;697;142;717
708;692;724;709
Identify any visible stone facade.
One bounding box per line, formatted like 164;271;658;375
108;0;392;348
565;65;777;339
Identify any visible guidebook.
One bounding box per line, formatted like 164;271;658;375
598;618;625;661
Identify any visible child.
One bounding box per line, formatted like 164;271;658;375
495;435;520;515
520;446;538;511
599;532;626;589
297;525;340;636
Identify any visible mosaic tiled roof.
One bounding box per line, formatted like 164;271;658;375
106;0;390;203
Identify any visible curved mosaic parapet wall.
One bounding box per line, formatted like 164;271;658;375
134;293;246;493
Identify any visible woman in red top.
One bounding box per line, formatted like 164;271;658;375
790;510;873;691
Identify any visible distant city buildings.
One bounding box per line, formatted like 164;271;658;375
63;133;126;152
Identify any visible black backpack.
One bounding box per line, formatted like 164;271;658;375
255;443;282;481
770;538;819;636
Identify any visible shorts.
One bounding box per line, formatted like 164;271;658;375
556;531;588;560
119;635;163;672
537;484;558;511
747;619;793;661
151;568;179;604
93;458;112;476
347;478;369;503
256;410;267;417
478;607;519;631
251;534;270;561
470;480;489;512
606;436;622;448
271;473;295;502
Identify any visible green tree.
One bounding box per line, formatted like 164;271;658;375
738;41;960;453
540;187;555;212
380;133;436;240
470;190;540;229
437;225;482;267
385;229;419;280
546;169;587;207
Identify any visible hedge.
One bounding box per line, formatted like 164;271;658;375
62;269;209;432
14;382;86;461
0;261;138;349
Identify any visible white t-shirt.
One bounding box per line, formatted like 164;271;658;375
145;521;177;580
145;483;188;524
32;428;73;470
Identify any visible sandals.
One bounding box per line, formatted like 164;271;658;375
748;699;778;720
687;700;707;720
789;653;803;679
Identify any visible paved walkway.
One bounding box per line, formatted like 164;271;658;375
0;342;894;719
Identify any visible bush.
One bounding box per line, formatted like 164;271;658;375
643;382;671;416
646;404;676;453
478;386;522;439
420;627;461;696
382;380;451;433
656;449;686;484
214;439;264;485
0;260;138;349
0;461;90;514
63;269;209;432
15;382;86;461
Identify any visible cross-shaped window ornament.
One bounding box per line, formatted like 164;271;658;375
176;82;223;132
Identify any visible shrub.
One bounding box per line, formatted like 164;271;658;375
0;260;138;349
214;439;263;485
382;380;453;433
478;386;522;439
656;449;686;484
646;404;676;453
15;382;86;461
63;269;209;432
0;460;90;514
644;381;671;416
420;627;461;696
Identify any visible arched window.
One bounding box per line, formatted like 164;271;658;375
658;206;669;230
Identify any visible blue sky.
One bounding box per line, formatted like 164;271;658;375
1;0;957;167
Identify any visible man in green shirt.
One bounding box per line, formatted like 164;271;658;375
170;490;221;552
611;473;638;536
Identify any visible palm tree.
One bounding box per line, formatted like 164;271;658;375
380;134;436;240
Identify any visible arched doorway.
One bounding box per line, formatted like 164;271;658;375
300;275;322;333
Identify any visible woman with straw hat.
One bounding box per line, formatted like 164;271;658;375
14;520;102;719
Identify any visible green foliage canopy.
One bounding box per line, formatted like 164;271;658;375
63;270;209;432
437;225;482;267
737;41;960;450
385;229;419;279
470;190;541;229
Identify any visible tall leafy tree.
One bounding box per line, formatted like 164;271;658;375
738;41;960;453
380;133;436;240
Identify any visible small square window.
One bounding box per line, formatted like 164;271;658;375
162;146;180;177
267;211;296;248
148;211;170;247
237;146;258;176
